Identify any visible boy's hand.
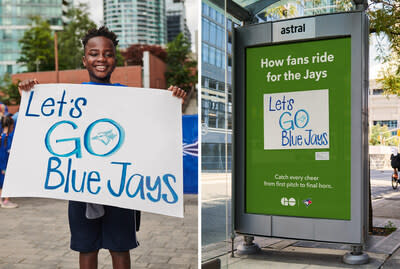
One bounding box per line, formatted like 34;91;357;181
168;85;187;104
18;79;39;95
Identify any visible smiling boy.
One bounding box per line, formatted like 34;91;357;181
18;26;186;269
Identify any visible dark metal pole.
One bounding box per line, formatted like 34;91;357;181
54;31;59;83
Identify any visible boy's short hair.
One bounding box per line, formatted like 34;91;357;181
82;26;119;49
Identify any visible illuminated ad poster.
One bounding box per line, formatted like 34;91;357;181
246;38;351;219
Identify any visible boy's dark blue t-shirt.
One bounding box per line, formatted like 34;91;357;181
81;82;126;87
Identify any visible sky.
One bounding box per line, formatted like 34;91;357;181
369;34;389;80
75;0;198;48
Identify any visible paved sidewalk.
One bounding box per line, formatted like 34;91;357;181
0;195;198;269
202;170;400;268
202;170;400;269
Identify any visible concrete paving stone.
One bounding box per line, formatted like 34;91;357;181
386;246;400;261
175;247;199;254
130;247;149;255
0;263;59;269
0;250;17;257
164;240;192;249
155;251;196;258
168;256;197;265
0;257;24;264
148;248;179;256
224;257;309;269
304;260;384;269
42;256;79;264
147;235;171;243
202;242;231;262
367;231;400;254
266;239;297;250
58;266;77;269
53;257;79;265
128;261;149;268
148;263;191;269
284;246;349;256
232;249;386;269
62;251;78;259
12;254;47;263
115;265;148;269
9;249;42;256
41;251;71;260
128;254;141;262
136;254;171;264
292;241;351;251
382;260;400;269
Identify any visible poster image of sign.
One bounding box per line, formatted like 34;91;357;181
2;84;184;218
245;37;351;220
264;89;329;150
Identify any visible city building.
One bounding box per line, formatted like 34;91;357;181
201;1;234;171
369;79;400;137
103;0;167;48
0;0;68;76
166;0;191;43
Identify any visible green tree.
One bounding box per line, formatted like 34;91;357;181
165;33;197;91
368;0;400;95
259;0;354;21
370;124;399;146
0;73;20;105
369;0;400;56
116;49;125;67
17;16;54;72
122;44;167;66
58;3;96;70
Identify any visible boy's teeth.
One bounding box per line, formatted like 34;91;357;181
96;66;106;71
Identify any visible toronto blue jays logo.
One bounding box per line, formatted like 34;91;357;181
303;198;312;207
92;130;117;146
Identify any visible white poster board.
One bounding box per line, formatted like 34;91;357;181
264;89;329;150
2;84;184;218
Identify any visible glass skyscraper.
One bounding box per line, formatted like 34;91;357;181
103;0;167;48
201;0;233;171
0;0;65;76
166;0;191;43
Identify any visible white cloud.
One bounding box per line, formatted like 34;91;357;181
74;0;103;26
185;0;199;42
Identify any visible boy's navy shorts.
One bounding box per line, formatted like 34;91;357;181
68;201;139;252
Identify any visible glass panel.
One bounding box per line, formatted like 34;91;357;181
201;0;232;267
231;0;355;21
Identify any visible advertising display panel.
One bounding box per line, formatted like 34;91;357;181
233;12;369;244
246;38;351;220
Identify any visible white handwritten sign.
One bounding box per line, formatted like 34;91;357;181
2;84;183;218
264;89;329;150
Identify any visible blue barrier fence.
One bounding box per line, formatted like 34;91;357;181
182;115;198;194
